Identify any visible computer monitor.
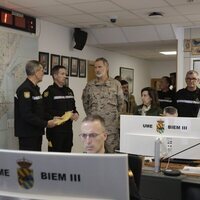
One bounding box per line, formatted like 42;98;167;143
0;149;129;200
120;115;200;160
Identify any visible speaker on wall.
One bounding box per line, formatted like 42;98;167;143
73;28;88;50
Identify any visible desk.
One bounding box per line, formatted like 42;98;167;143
140;163;200;200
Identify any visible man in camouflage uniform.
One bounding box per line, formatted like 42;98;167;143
82;57;124;153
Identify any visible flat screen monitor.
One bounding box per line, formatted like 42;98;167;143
0;149;129;200
120;115;200;160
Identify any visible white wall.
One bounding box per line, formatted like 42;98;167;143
149;60;176;79
38;20;151;152
184;27;200;88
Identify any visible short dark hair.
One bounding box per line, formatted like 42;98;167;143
141;87;159;107
95;57;109;67
162;76;172;87
25;60;42;76
51;65;66;77
163;106;178;116
120;80;128;86
114;75;121;82
82;114;106;131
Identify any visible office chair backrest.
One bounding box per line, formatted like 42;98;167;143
128;154;143;190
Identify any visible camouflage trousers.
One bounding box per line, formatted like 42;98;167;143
105;133;120;153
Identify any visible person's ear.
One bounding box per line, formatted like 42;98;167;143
104;132;107;141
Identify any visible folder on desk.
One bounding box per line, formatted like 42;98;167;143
181;166;200;175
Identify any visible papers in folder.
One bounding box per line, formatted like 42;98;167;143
55;111;72;125
181;166;200;175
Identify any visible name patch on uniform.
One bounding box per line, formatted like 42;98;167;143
43;91;49;97
24;92;30;98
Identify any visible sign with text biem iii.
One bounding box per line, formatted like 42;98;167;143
0;149;129;200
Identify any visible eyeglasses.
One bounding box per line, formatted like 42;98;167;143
186;77;198;81
79;133;101;140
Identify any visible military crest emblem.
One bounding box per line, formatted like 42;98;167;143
43;91;49;97
156;119;164;134
24;92;30;98
17;158;34;189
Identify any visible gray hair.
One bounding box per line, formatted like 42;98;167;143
95;57;109;67
25;60;42;76
186;70;199;77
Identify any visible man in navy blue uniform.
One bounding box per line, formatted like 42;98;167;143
14;60;57;151
43;65;79;152
157;76;175;110
175;70;200;117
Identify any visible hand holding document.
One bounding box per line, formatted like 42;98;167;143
55;111;72;125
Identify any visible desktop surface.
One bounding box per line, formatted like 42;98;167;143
141;161;200;200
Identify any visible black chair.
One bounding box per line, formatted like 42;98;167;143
116;151;143;191
128;154;143;190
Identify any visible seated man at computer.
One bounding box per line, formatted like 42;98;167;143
79;114;141;200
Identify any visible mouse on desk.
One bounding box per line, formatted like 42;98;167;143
162;169;181;176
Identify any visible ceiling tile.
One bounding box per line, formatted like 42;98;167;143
31;5;82;16
59;14;101;23
146;16;190;25
0;1;22;9
91;27;128;44
165;0;200;6
186;14;200;21
155;24;176;40
8;0;59;7
111;0;168;10
116;18;150;27
174;3;200;15
56;0;102;4
70;1;122;13
132;6;180;18
41;16;76;27
95;10;138;21
122;26;160;42
13;7;46;17
193;21;200;26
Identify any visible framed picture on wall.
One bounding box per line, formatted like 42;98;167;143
193;59;200;72
151;78;161;91
193;59;200;88
61;56;70;76
39;52;49;75
51;54;60;74
120;67;134;94
79;59;86;78
70;57;79;77
191;38;200;47
192;46;200;55
184;39;192;52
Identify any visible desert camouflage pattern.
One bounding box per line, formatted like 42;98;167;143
82;77;124;152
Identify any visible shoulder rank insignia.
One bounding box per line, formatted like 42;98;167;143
24;92;30;98
43;91;49;97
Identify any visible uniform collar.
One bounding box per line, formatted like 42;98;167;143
26;78;39;89
94;77;112;86
53;82;65;89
